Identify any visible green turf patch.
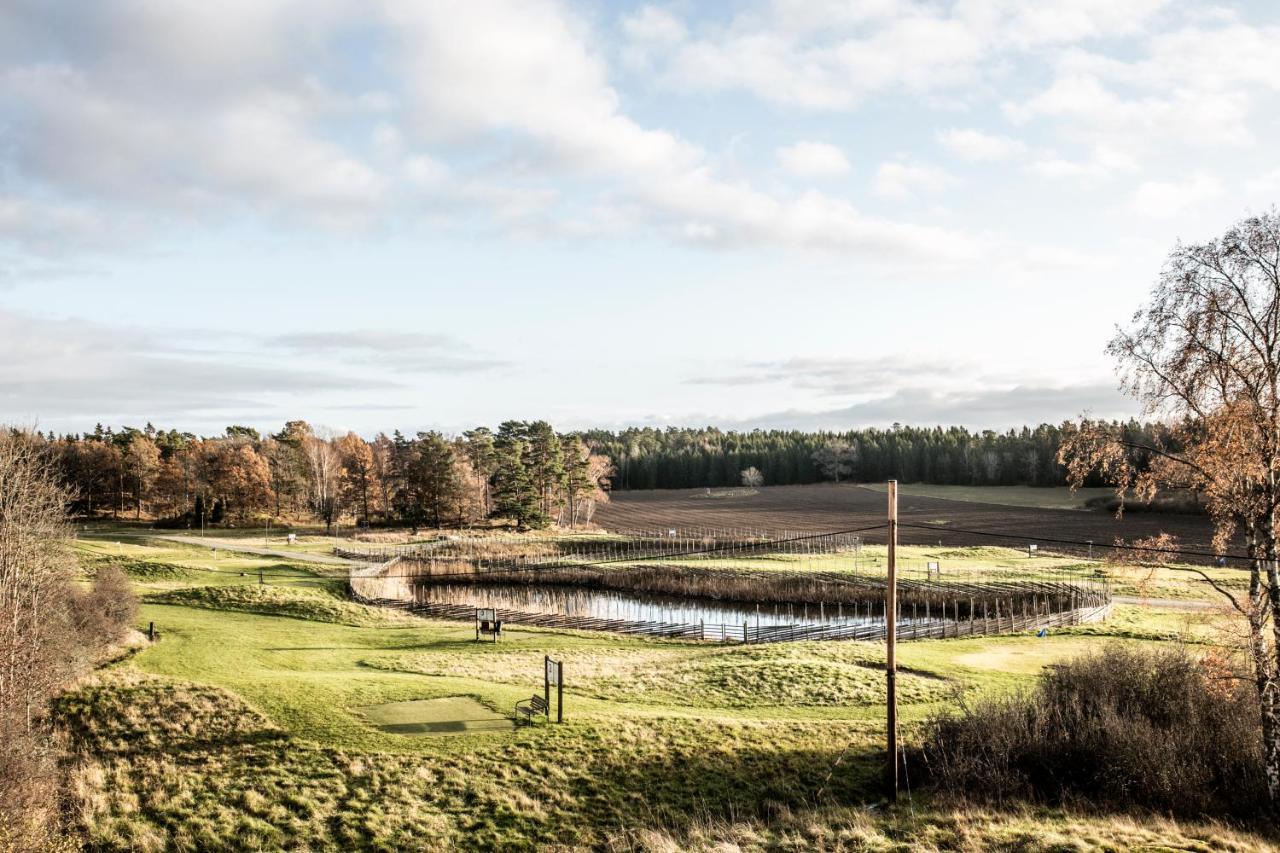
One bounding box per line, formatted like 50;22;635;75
353;696;514;736
82;553;195;580
143;584;415;627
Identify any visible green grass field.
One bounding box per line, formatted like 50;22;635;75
861;483;1118;510
58;535;1275;851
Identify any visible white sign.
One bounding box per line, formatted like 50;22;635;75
927;561;940;573
1028;544;1038;552
545;658;560;686
477;608;496;623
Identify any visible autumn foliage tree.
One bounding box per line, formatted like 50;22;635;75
1060;208;1280;803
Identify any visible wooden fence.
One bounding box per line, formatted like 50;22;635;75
352;590;1111;645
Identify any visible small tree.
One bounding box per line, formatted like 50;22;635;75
812;440;857;482
741;466;764;488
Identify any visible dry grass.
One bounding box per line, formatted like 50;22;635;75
602;800;1279;852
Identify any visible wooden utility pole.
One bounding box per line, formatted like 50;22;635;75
886;479;899;800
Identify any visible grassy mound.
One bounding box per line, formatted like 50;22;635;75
82;554;194;581
363;641;949;709
144;584;415;627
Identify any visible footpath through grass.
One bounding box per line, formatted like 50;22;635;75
58;536;1276;851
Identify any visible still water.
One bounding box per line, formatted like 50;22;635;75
414;582;889;628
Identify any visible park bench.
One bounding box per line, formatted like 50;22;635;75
515;694;548;723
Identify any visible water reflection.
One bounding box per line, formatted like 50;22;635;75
414;582;892;628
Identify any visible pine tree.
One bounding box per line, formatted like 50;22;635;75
492;439;545;529
525;421;565;520
561;435;595;528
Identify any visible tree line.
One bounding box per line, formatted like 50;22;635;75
582;422;1168;490
40;420;612;531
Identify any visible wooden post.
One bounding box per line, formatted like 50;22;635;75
557;661;564;724
544;655;551;718
148;621;155;642
886;479;899;800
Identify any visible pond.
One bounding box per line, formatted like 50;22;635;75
413;582;910;630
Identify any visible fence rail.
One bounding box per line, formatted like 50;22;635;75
353;591;1110;645
345;527;1111;644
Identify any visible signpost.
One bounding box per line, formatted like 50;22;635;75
926;560;940;579
544;656;564;723
1028;543;1038;557
476;607;500;642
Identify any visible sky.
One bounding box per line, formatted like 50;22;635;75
2;0;1279;438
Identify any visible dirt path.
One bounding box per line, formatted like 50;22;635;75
147;534;359;567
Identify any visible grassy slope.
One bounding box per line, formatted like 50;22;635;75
58;538;1276;851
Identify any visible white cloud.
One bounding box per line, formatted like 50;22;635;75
735;382;1136;431
776;141;851;178
0;308;396;428
633;13;985;110
2;0;1266;279
995;0;1170;47
936;127;1026;161
1246;169;1280;199
1007;72;1254;150
872;161;959;200
622;5;687;46
382;1;987;262
1128;174;1223;220
621;1;1172;111
0;30;391;230
688;355;962;396
1026;144;1136;181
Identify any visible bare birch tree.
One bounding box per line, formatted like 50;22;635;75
0;432;81;844
1060;209;1280;803
303;433;341;534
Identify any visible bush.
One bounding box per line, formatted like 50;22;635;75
70;564;139;646
915;644;1267;819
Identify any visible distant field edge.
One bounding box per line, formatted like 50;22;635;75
859;483;1114;511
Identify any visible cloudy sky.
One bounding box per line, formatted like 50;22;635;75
3;0;1278;437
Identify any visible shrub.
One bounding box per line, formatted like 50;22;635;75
915;644;1267;819
74;563;139;645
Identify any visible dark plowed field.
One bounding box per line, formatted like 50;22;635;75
596;484;1227;556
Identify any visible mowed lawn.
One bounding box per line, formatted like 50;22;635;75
60;537;1274;852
